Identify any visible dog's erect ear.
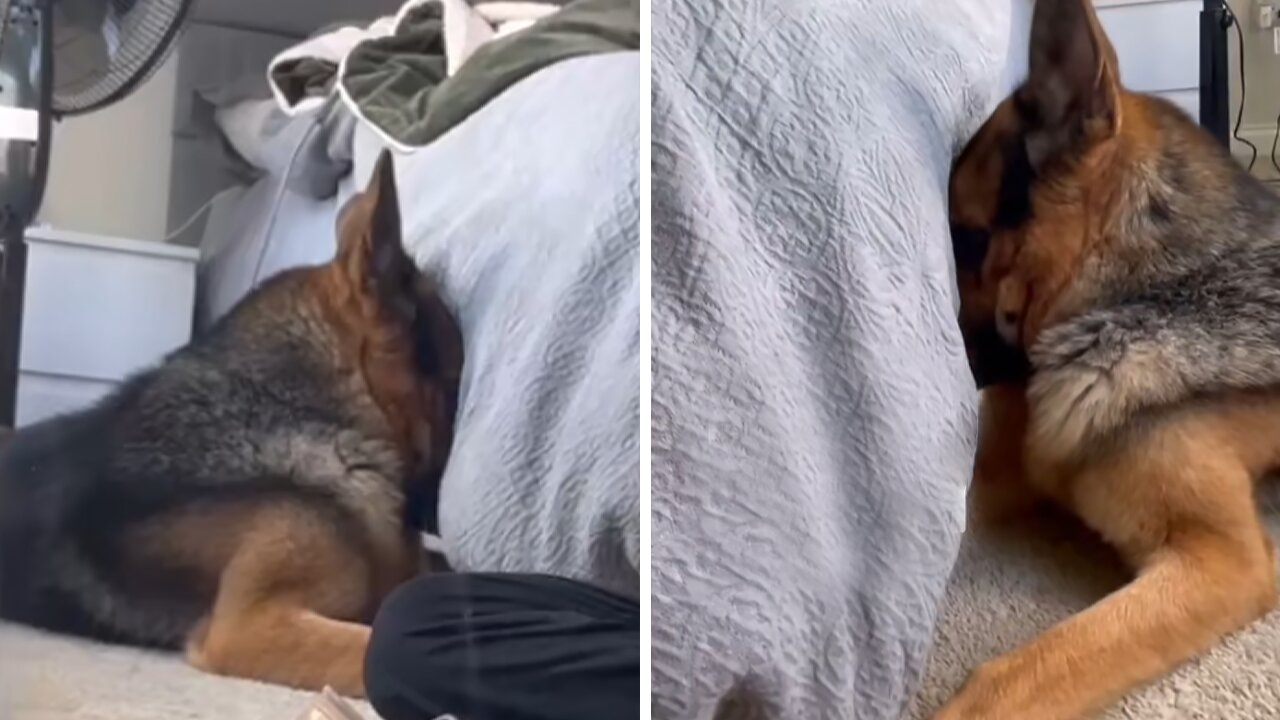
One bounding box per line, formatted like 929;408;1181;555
336;149;416;320
1020;0;1122;169
366;150;407;291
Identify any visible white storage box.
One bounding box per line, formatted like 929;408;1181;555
15;227;198;427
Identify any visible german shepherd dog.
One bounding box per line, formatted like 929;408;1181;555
0;151;462;697
938;1;1280;718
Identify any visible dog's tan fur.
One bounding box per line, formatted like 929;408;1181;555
936;1;1280;718
180;503;383;695
940;390;1278;719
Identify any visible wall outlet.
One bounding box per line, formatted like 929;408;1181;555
1261;2;1276;29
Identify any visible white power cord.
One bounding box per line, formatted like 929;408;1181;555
161;185;237;244
164;113;324;291
251;118;322;289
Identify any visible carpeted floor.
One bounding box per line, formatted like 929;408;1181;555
0;623;378;720
907;493;1280;719
5;507;1280;719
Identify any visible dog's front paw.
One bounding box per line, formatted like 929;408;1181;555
931;692;1001;720
932;659;1053;720
931;683;996;720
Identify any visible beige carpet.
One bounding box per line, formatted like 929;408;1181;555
907;492;1280;719
0;623;378;720
6;509;1280;720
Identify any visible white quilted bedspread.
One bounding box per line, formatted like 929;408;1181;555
379;52;641;599
651;0;1031;717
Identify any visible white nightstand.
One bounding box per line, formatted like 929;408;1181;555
15;227;198;427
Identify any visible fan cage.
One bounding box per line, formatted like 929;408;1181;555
51;0;193;116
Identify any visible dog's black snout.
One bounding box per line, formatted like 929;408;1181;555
950;224;991;272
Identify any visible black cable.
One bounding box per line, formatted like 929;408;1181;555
1226;2;1259;171
1271;110;1280;176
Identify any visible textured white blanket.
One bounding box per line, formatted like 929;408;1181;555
377;53;641;598
652;0;1031;717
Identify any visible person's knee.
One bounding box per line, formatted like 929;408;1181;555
364;611;403;713
365;578;438;717
365;574;484;716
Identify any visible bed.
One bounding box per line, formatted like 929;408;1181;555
178;0;641;598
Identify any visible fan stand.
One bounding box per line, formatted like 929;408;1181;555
0;213;25;428
1199;0;1232;149
0;0;53;429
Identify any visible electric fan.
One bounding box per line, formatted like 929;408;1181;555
0;0;193;426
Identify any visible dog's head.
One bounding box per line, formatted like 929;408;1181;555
951;0;1127;387
328;150;463;471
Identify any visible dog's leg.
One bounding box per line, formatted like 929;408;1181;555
185;504;377;697
934;411;1278;720
969;384;1039;527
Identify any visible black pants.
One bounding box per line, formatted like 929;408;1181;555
365;572;640;720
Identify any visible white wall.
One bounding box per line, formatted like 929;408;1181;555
1092;0;1280;181
36;51;180;242
1095;0;1202;120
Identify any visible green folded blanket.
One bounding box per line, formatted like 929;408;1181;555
280;0;639;150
